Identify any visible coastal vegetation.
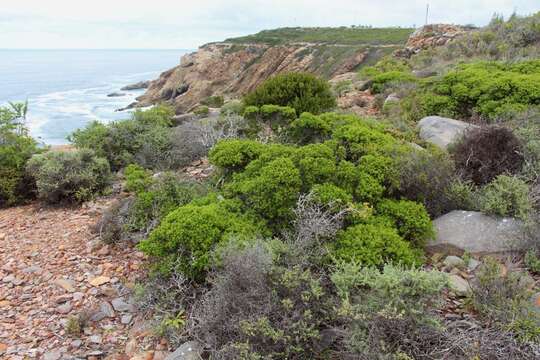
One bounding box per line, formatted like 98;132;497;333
2;11;539;359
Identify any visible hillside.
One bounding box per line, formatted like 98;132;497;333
132;27;416;113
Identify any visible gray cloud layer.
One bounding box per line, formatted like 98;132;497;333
1;0;538;48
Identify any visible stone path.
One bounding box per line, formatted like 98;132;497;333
0;200;146;359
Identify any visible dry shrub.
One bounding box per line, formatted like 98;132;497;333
451;126;524;185
95;197;134;244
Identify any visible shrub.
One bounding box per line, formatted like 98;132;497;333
0;103;40;207
138;200;262;279
376;199;434;247
524;250;540;275
27;149;111;204
478;175;532;219
332;222;422;267
370;71;416;94
288;112;334;144
451;126;524;185
209;139;265;172
220;100;244;115
469;257;539;343
201;95;225;108
244;72;336;115
124;164;152;193
132;104;174;126
194;105;210;116
126;173;208;234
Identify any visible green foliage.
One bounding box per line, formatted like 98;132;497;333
194;105;210;116
478;175;532;220
376;199;434;247
27;149;111;204
201;95;225;108
69;105;175;171
370;71;416;94
311;183;352;209
332;222;422;267
426;60;540;120
221;100;244;115
524;250;540;275
470;257;538;343
126;173;208;234
288;112;334;144
226;26;413;46
244;72;336;115
138;200;262;279
124;164;152;193
209;139;266;172
0;103;41;207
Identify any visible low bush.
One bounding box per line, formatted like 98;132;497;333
201;95;225;108
194;105;210;116
244;72;336;115
478;175;532;219
524;250;540;275
451;126;524;185
469;257;539;343
370;71;416;94
138;199;263;280
332;221;422;267
27;149;111;204
376;199;434;247
124;164;152;193
0;103;41;207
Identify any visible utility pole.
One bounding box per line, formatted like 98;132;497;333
425;3;430;26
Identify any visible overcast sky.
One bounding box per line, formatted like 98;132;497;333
1;1;538;49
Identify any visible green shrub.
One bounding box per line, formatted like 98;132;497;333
124;164;152;193
27;149;111;204
194;105;210;116
220;100;244;115
332;222;422;267
376;199;434;247
244;72;336;115
209;139;265;172
311;183;352;210
138;200;262;279
201;95;225;108
132;104;174;126
371;71;416;94
0;103;41;207
126;173;208;234
524;250;540;275
288;112;334;144
478;175;532;219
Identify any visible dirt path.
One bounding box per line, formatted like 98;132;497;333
0;199;146;359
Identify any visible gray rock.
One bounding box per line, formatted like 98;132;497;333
417;116;477;149
121;314;133;325
171;113;197;126
448;274;471;296
443;255;465;269
413;69;438;78
165;341;203;360
384;93;400;105
107;92;126;97
89;335;102;344
111;297;134;312
121;80;150;91
467;258;481;272
43;351;62;360
56;303;72;314
427;211;526;254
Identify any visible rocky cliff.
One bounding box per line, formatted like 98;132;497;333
133;25;467;114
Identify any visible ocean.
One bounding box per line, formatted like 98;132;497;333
0;49;189;145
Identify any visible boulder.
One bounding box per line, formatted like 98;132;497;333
417;116;477;149
384;93;400;106
165;341;203;360
107;92;126;97
448;274;471;296
427;211;526;255
121;81;151;91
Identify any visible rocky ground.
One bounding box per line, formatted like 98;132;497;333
0;199;166;360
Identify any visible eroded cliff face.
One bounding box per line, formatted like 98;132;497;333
134;42;377;113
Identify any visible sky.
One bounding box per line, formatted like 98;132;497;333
0;0;538;49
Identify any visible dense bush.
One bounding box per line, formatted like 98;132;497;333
68;105;175;171
201;95;225;108
0;103;40;207
451;126;524;185
194;105;210;116
332;221;422;267
138;198;263;279
477;175;532;219
244;72;336;115
27;149;111;204
124;164;152;193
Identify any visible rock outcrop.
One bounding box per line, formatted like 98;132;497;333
427;210;526;254
395;24;471;58
121;81;151;91
417;116;477;149
134;43;387;113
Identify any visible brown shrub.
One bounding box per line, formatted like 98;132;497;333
451;126;524;185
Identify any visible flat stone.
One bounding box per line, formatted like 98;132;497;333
56;303;72;314
427;211;526;254
418;116;477;149
165;341;203;360
22;265;42;274
89;335;102;344
43;351;62;360
55;279;76;293
89;276;110;287
121;314;133;325
100;301;115;318
71;339;82;348
467;258;481;271
448;274;471;296
112;297;133;312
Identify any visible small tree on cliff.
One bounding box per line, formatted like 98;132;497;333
244;72;336;115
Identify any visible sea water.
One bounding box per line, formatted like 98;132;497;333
0;49;189;145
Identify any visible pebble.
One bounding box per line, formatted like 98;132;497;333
121;314;133;325
55;278;76;293
443;255;465;269
448;274;471;296
56;303;72;314
89;335;102;344
89;276;110;287
43;351;62;360
112;297;133;312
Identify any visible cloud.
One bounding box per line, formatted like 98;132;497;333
0;0;538;48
